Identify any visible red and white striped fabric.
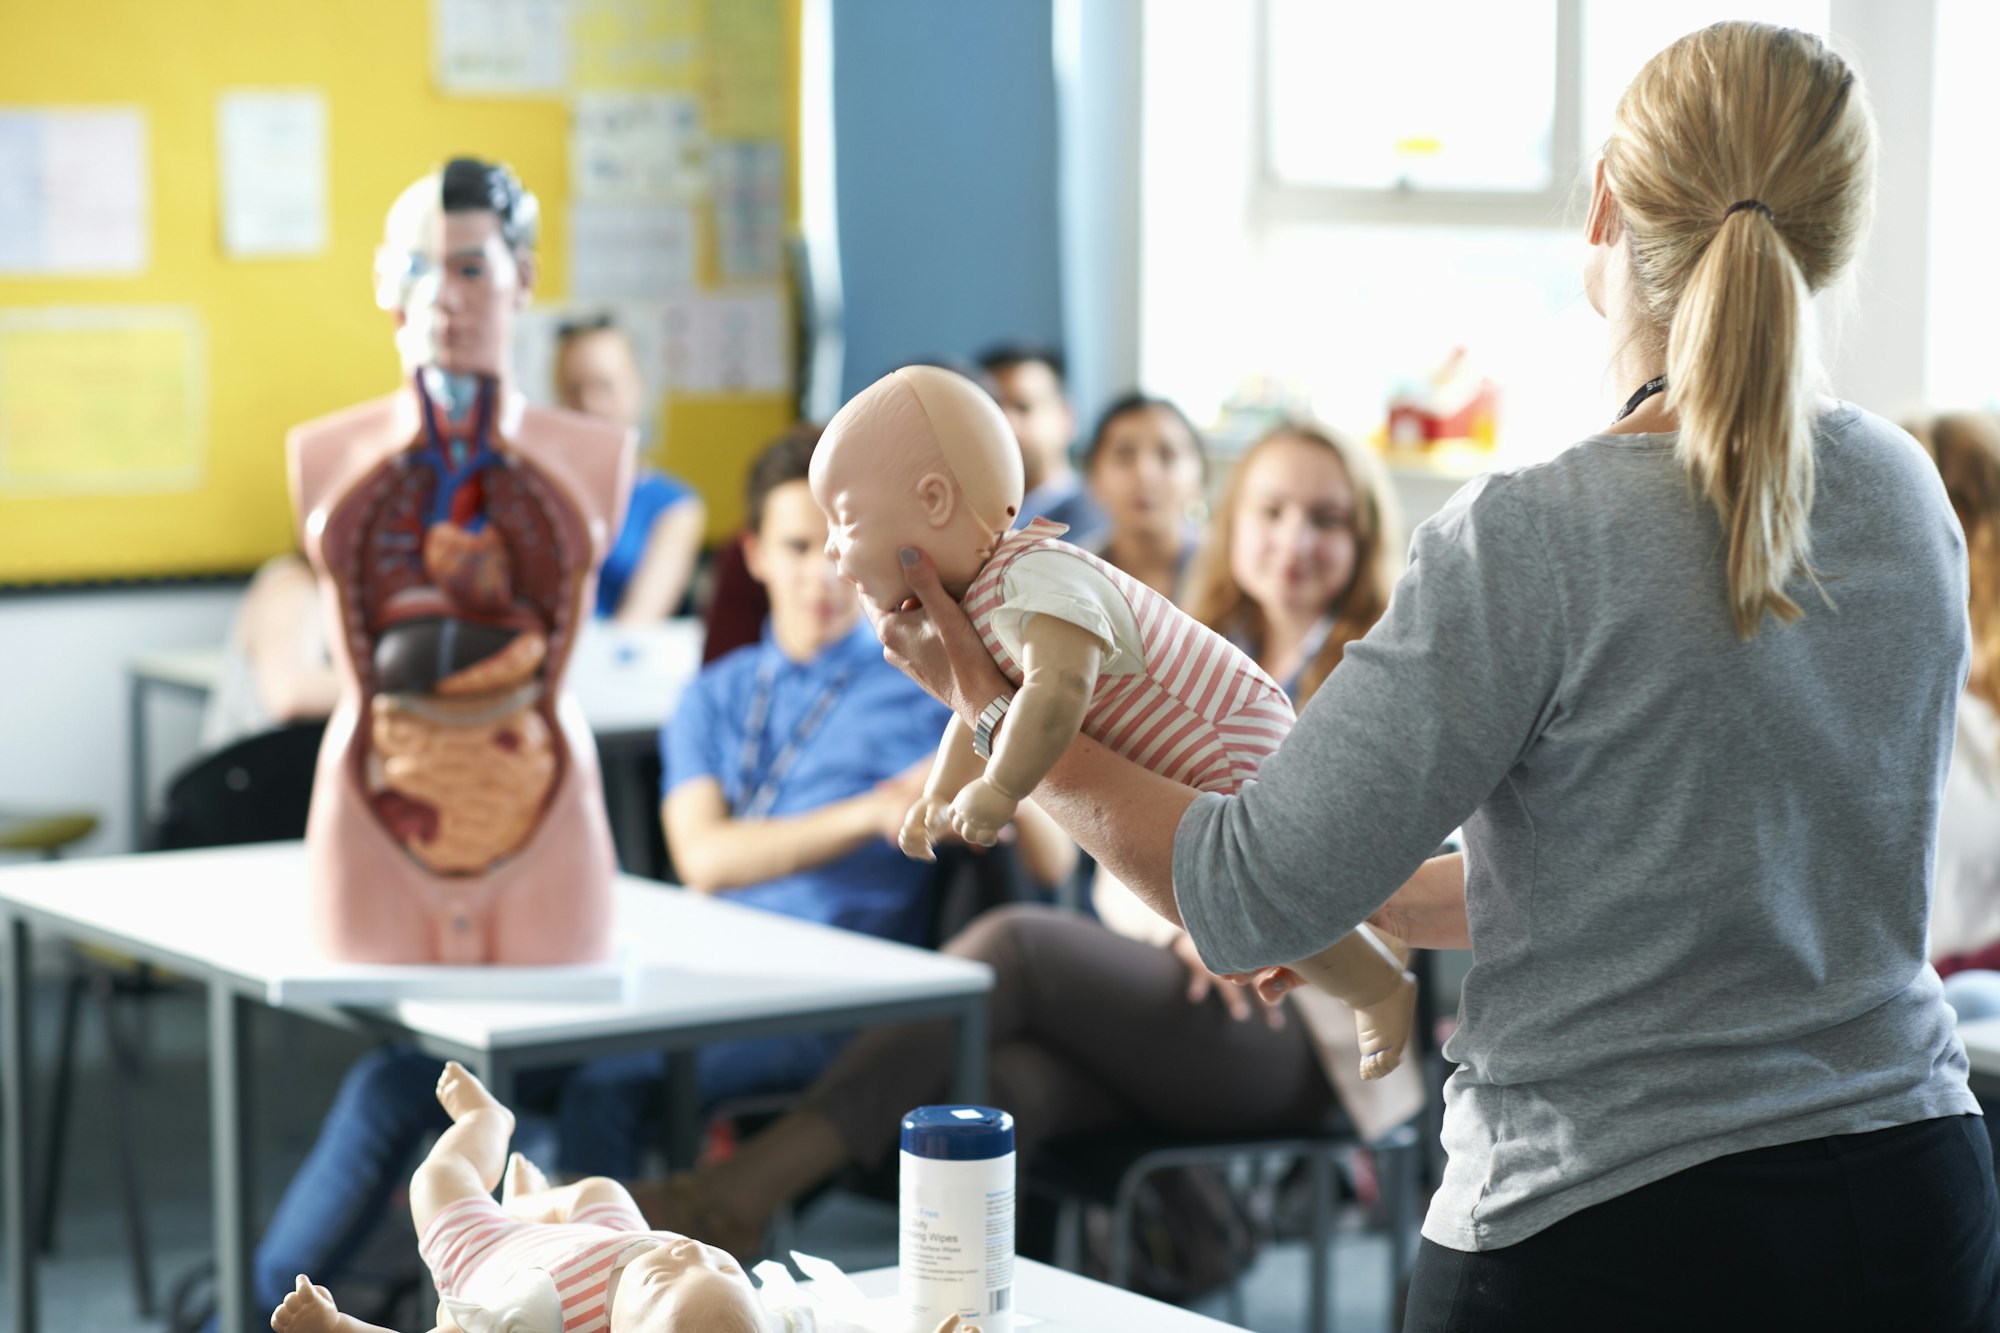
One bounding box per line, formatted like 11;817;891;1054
419;1195;658;1332
962;518;1294;795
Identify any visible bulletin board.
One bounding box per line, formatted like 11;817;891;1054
0;0;801;586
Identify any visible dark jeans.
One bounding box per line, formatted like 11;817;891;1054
213;1031;843;1331
1404;1114;2000;1332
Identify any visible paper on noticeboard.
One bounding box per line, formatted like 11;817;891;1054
216;90;328;258
663;289;789;395
571;92;707;200
0;307;205;495
569;0;702;92
569;201;697;301
0;109;148;275
433;0;569;95
711;139;784;280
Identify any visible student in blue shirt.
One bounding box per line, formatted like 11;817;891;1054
552;315;706;621
222;435;973;1328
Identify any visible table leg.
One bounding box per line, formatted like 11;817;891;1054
664;1051;702;1170
127;674;149;851
950;993;989;1105
209;985;253;1333
3;913;39;1333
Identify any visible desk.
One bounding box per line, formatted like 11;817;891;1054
126;618;707;868
0;842;992;1333
844;1259;1251;1331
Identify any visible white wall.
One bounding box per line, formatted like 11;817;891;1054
0;586;241;858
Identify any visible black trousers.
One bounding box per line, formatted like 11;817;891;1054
1404;1115;2000;1333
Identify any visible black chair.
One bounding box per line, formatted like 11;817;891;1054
40;721;325;1318
1022;949;1442;1333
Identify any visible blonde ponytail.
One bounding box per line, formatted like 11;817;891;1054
1605;22;1875;638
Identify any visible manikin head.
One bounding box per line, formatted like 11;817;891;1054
609;1235;771;1332
374;157;540;379
811;366;1025;611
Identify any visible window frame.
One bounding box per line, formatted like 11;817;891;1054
1251;0;1587;232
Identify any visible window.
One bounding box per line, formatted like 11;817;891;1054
1143;0;1842;468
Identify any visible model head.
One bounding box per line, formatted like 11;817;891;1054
1593;22;1874;637
811;366;1024;611
1187;421;1401;705
1082;392;1207;553
555;314;647;430
375;157;540;379
609;1234;771;1333
980;342;1076;493
1904;412;2000;709
745;425;859;651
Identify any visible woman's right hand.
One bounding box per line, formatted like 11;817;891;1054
1170;931;1284;1030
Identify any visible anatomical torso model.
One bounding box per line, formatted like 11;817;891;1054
292;159;632;965
811;367;1416;1078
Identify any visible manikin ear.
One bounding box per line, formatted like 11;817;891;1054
915;472;958;529
1584;159;1624;249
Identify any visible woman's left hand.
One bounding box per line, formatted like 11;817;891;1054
868;547;1012;723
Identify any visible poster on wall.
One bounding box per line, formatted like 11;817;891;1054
216;90;329;258
662;290;789;395
570;92;708;199
0;307;206;495
433;0;569;95
569;201;697;301
0;109;148;275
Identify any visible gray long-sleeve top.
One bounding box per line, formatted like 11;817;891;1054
1174;405;1979;1250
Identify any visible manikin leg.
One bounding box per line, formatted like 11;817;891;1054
1285;925;1418;1081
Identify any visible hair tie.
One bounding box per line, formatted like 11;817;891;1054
1724;199;1774;222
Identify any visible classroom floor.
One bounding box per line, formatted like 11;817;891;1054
19;976;1398;1332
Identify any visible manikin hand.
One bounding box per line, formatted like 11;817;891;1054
948;776;1018;848
270;1274;343;1333
900;794;951;861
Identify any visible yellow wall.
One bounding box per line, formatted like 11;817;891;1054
0;0;799;585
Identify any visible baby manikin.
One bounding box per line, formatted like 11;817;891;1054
810;367;1416;1079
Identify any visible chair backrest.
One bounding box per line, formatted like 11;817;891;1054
151;720;325;851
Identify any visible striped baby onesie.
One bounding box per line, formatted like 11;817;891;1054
961;517;1294;795
419;1195;660;1332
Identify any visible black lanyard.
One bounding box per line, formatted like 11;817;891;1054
736;652;853;819
1615;375;1669;423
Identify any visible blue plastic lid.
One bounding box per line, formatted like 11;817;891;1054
900;1105;1016;1161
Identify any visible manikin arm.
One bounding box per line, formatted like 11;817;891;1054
269;1274;447;1333
947;614;1105;848
900;716;984;861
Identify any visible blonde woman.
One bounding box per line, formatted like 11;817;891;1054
1904;415;2000;1024
878;23;1998;1329
1184;422;1400;702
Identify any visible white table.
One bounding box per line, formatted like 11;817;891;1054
126;617;707;866
845;1259;1251;1331
0;842;992;1333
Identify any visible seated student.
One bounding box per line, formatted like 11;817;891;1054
553;315;706;623
979;343;1108;547
1903;414;2000;1016
633;417;1422;1264
198;553;338;754
222;434;1065;1327
1078;392;1208;601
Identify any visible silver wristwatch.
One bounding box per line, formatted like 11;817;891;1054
971;691;1015;761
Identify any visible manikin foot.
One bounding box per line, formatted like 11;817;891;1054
436;1061;515;1136
503;1151;550;1206
1354;969;1419;1081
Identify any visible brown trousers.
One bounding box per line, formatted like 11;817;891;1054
807;905;1336;1168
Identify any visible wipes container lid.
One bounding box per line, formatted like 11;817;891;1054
900;1105;1015;1161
